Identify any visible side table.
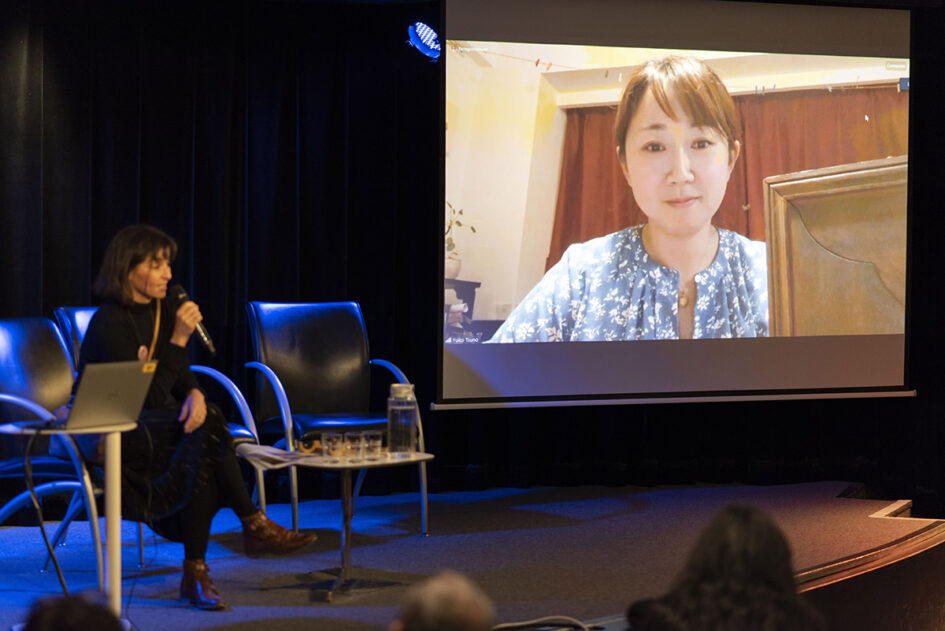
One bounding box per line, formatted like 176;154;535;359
0;421;136;617
242;446;433;602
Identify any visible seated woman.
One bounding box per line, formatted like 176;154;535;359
490;55;768;342
625;504;825;630
76;224;316;611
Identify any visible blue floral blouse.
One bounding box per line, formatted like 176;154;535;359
488;225;769;342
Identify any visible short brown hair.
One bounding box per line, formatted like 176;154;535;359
615;55;737;163
93;224;177;305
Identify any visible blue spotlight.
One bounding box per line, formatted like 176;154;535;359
408;21;440;61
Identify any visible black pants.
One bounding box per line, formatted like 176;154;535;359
119;404;258;560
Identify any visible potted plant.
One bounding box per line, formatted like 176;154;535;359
445;201;476;279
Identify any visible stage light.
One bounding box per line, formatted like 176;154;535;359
408;21;440;61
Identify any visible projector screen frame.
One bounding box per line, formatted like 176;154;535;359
436;0;916;409
431;389;917;411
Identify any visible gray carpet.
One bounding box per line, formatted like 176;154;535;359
0;481;935;630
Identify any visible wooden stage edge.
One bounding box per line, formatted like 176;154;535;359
584;498;945;631
800;499;945;631
797;499;945;592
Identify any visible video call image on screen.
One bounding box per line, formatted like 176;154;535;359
438;0;911;404
444;43;909;345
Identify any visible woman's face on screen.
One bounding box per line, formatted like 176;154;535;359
127;249;172;303
621;88;739;239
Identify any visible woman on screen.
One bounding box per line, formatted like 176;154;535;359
489;55;767;342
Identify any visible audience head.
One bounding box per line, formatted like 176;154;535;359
627;504;825;631
681;503;796;595
23;593;123;631
391;570;496;631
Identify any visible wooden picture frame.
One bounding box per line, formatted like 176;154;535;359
763;155;907;337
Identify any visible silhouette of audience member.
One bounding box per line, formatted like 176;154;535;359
391;570;496;631
22;594;123;631
626;504;826;631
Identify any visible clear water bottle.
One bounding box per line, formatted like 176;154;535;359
387;383;418;459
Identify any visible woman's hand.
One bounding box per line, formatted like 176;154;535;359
170;300;204;348
178;388;207;434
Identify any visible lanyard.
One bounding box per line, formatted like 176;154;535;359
146;299;162;360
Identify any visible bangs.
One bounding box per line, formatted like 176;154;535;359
130;233;178;269
645;58;737;146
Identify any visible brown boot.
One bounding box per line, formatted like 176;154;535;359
240;510;317;556
180;559;226;610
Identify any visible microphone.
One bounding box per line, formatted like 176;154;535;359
169;284;216;355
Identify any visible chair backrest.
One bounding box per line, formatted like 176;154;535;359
0;318;75;417
246;302;371;417
53;306;98;373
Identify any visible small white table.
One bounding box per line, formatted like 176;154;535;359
0;422;136;617
313;452;433;598
244;447;433;601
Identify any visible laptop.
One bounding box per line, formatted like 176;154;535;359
64;360;156;429
12;360;156;431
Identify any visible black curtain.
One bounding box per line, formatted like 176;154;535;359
0;0;443;498
0;0;440;397
2;0;945;512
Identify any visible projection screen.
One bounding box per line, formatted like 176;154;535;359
437;0;914;408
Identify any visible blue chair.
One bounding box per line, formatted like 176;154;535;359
53;306;97;375
0;317;108;591
246;301;428;534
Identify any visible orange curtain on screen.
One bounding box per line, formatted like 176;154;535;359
546;85;909;271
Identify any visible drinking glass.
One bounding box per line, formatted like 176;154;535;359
364;430;384;461
322;432;343;463
344;431;364;463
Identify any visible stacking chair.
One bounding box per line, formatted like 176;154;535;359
0;317;108;591
246;301;428;533
53;306;97;375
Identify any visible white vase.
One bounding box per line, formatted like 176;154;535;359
445;256;461;279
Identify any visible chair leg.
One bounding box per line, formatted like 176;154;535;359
83;492;104;594
49;501;146;573
289;464;299;533
254;467;267;512
63;467;105;593
40;484;103;592
44;492;86;570
419;460;429;536
137;522;145;568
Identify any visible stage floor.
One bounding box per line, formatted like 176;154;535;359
0;481;939;630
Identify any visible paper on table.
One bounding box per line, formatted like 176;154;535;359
235;443;317;470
